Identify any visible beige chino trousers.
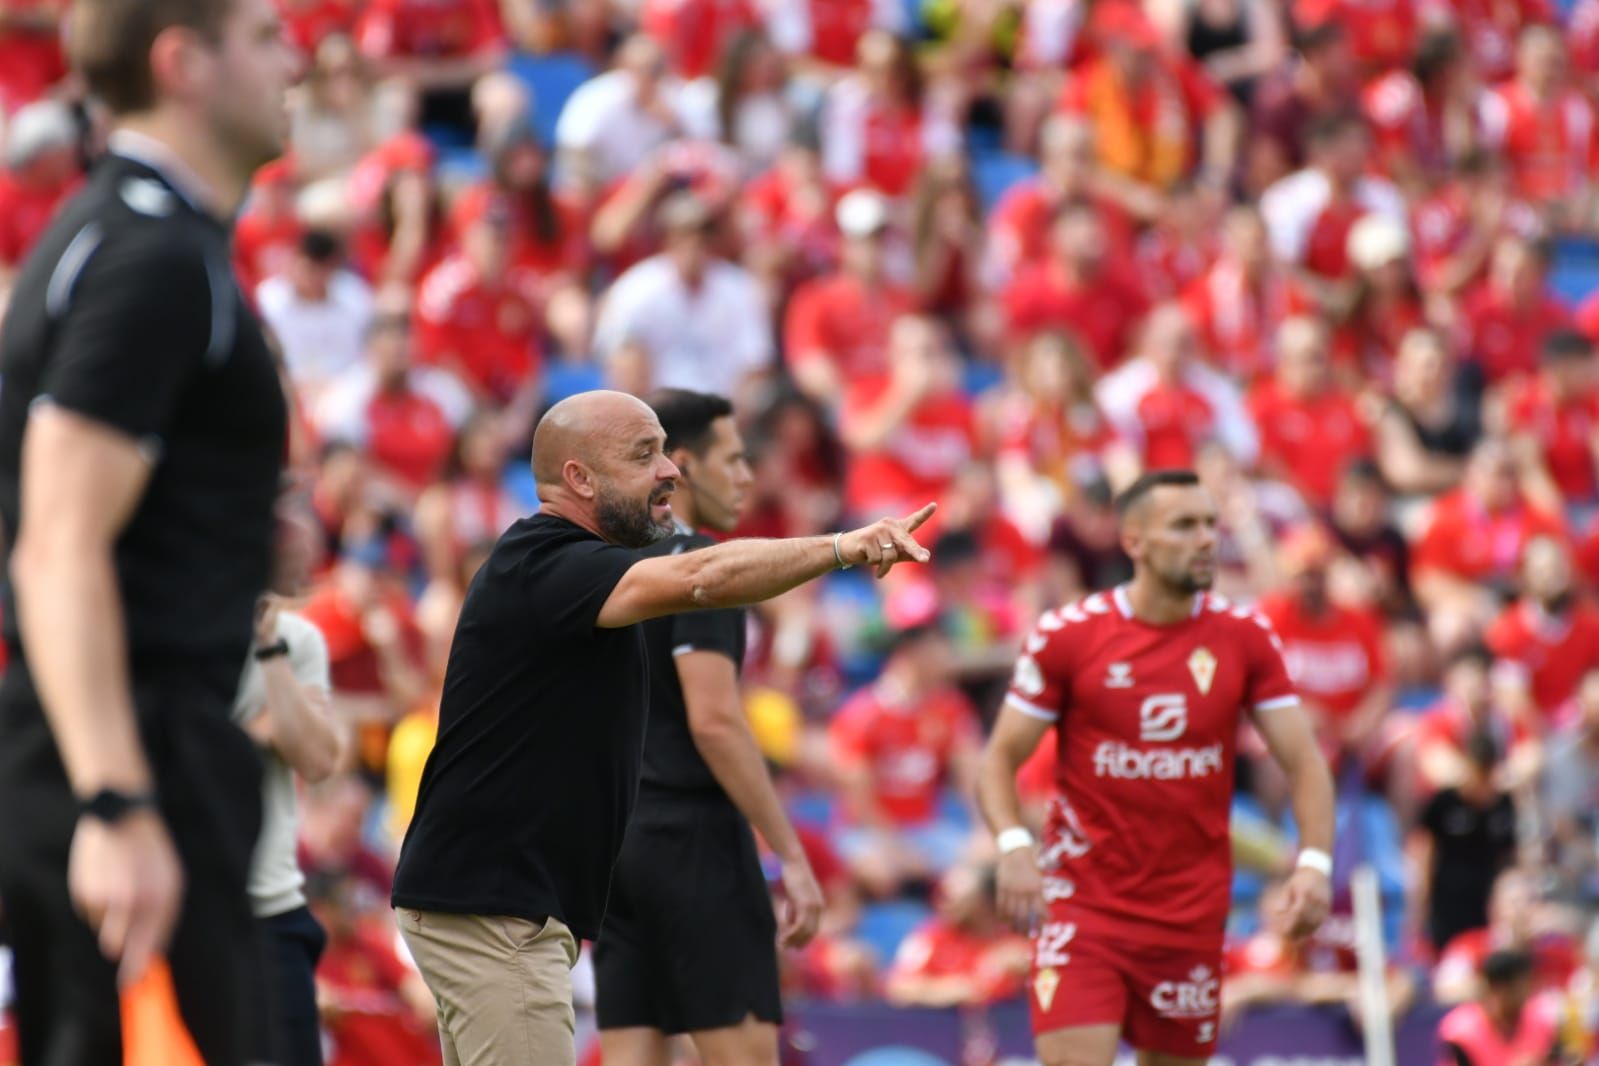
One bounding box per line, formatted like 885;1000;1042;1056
398;907;580;1066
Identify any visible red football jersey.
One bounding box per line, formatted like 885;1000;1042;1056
1006;587;1298;948
1486;600;1599;720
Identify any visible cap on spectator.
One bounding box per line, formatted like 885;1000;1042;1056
1347;214;1410;272
4;99;77;170
658;190;713;234
836;188;890;238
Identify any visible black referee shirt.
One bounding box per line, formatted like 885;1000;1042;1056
0;149;286;698
638;530;746;794
393;513;649;941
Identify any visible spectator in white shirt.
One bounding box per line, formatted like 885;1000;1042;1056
594;191;774;401
675;29;795;175
555;35;683;192
257;229;376;402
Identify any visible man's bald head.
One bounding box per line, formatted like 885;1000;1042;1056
531;390;681;547
532;390;661;488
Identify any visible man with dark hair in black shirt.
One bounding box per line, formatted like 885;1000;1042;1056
595;389;825;1066
393;389;934;1066
0;0;295;1062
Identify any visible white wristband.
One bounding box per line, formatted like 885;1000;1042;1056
832;531;851;570
996;827;1035;855
1296;848;1332;878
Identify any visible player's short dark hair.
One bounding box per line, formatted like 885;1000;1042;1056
646;389;734;457
1114;469;1202;519
69;0;236;115
1482;949;1534;988
1543;329;1592;364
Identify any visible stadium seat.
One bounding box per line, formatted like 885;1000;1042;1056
857;900;933;964
787;789;839;831
971;151;1038;215
507;52;598;147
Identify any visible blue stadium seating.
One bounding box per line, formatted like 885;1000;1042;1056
507;51;598;147
971;150;1038;215
858;899;934;964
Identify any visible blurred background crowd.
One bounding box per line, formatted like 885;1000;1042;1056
8;0;1599;1059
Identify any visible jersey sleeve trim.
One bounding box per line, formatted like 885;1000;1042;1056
1005;693;1059;722
1253;695;1300;712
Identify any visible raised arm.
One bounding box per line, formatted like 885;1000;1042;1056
596;503;935;628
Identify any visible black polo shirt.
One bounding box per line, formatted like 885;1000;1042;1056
0;149;287;699
392;513;649;940
638;530;746;794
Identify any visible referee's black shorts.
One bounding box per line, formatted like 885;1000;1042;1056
595;785;782;1035
0;660;267;1066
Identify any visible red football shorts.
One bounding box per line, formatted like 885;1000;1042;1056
1028;907;1223;1058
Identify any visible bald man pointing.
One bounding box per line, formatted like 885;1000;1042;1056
392;391;933;1066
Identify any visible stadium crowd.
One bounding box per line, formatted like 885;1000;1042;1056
9;0;1599;1059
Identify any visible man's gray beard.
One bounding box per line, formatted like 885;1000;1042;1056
596;489;673;549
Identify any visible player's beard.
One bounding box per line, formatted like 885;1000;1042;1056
595;483;674;548
1158;556;1214;595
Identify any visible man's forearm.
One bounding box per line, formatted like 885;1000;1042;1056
686;536;840;610
976;752;1028;835
692;717;806;862
259;662;342;782
12;545;150;793
1287;750;1336;854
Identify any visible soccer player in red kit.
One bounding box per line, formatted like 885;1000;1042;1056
977;470;1336;1066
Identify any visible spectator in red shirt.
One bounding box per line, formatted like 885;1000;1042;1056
1414;150;1543;306
449;123;586;282
739;138;843;296
1461;234;1571;387
0;99;81;297
908;156;987;338
1331;212;1428;384
1434;869;1580;1004
1487;536;1599;727
819;29;960;200
1181;205;1292;380
1478;26;1596;224
1506;330;1599;517
356;0;505;130
1057;1;1239;194
784;188;915;411
884;864;1031;1007
839;314;979;524
1294;0;1418;73
1412;644;1540;795
1248;316;1372;507
1435;949;1567;1066
1002;198;1151;367
1362;29;1480;199
415;203;541;406
640;0;759;80
986;115;1138;282
234;156;304;298
0;0;64;113
1261;525;1392;762
301;533;429;733
311;875;441;1066
1096;302;1259;471
312;306;473;497
828;621;982;894
765;0;903;73
1412;437;1565;639
1453;0;1555;85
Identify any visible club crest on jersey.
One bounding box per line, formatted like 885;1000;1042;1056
1188;647;1217;695
1034;966;1061;1011
1105;662;1134;688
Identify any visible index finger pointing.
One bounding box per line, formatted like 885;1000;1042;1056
903;502;937;532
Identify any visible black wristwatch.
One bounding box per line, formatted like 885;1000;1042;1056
254;638;291;661
78;788;157;825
